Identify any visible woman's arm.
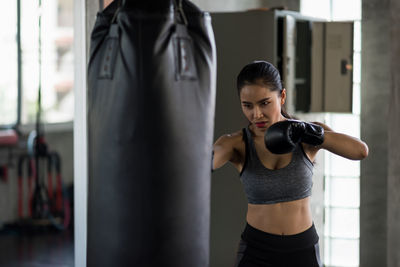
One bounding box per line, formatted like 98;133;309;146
311;121;369;160
212;134;238;171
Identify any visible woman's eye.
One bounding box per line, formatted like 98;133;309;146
262;101;270;106
243;105;252;109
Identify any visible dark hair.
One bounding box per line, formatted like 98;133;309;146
236;60;291;119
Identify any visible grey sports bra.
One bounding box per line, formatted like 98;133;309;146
240;127;314;204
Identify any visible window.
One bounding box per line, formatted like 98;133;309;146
300;0;331;19
301;0;361;266
0;2;18;126
323;114;361;266
0;0;74;127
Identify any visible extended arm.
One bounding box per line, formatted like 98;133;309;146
265;120;369;161
311;121;368;160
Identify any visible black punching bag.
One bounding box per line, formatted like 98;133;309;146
87;0;216;266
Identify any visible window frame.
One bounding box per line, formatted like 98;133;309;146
1;0;74;133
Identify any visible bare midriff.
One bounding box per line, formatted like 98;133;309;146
246;197;313;235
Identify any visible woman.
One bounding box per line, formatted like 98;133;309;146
212;61;368;267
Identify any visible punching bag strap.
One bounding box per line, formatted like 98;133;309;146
173;25;197;81
110;0;121;24
172;0;197;81
98;23;119;79
97;0;121;79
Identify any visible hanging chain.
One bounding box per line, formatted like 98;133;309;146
175;0;188;25
37;0;42;135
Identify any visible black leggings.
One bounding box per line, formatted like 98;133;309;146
235;223;322;267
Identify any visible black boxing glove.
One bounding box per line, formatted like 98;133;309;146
264;120;324;154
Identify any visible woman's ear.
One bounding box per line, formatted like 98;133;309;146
280;88;286;105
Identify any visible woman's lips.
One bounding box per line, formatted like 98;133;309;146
255;122;267;128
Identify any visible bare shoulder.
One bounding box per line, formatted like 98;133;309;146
214;130;244;148
214;130;245;160
213;129;245;169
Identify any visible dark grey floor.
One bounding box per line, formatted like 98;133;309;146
0;229;74;267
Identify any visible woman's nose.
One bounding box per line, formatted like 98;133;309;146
253;107;263;119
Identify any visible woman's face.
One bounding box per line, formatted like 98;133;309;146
239;84;286;133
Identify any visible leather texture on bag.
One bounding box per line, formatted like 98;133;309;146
87;1;216;266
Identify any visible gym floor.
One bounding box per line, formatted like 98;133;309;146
0;229;74;267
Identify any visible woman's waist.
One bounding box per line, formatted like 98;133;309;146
246;199;312;235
